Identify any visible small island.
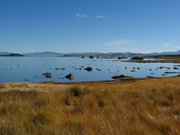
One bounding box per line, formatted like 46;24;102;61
0;53;24;57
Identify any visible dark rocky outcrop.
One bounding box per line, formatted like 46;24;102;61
112;75;126;79
89;55;94;59
84;67;93;72
42;72;52;78
147;76;154;78
164;72;180;74
112;75;135;80
131;57;144;60
173;67;179;70
0;53;24;57
65;73;74;80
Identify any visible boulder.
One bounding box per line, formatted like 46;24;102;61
65;73;74;80
174;67;179;70
84;67;93;72
112;74;126;79
42;72;52;78
89;55;94;59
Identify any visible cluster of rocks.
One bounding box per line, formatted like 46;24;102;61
39;62;180;82
42;72;52;78
80;55;99;59
42;72;74;81
55;67;66;70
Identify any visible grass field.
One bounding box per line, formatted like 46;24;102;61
0;77;180;135
146;55;180;63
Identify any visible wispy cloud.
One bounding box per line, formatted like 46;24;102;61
76;13;88;18
105;39;132;46
94;15;109;19
76;13;109;19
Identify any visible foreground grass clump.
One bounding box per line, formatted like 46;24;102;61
0;78;180;135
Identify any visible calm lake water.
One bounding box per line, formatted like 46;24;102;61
0;57;180;83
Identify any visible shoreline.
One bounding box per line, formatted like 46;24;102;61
1;76;180;85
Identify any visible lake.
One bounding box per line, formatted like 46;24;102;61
0;57;180;83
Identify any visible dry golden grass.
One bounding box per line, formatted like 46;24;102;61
0;77;180;135
147;55;180;63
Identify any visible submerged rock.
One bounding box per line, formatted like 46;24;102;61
96;68;101;71
174;67;179;70
147;76;154;78
164;72;180;74
159;66;165;69
55;68;60;70
112;75;135;80
65;73;74;80
24;79;29;82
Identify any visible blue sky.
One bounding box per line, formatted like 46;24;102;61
0;0;180;53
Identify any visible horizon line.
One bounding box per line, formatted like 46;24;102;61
1;50;180;54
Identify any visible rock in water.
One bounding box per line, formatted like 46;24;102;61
42;72;52;78
65;73;74;80
112;75;126;79
84;67;93;72
112;75;135;80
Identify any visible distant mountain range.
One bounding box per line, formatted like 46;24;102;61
24;52;63;57
0;53;24;57
0;50;180;57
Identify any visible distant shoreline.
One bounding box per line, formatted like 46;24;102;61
1;52;180;63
